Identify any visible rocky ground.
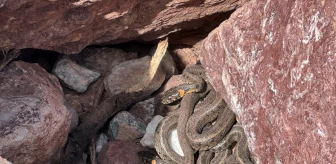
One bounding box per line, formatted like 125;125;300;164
0;0;336;164
0;41;202;164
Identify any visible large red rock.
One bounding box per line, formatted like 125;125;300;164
0;0;248;54
201;0;336;163
0;61;71;164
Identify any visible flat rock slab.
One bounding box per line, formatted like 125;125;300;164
201;0;336;163
0;61;71;164
0;0;249;54
104;56;165;96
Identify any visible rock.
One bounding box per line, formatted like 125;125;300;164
200;0;336;163
0;61;71;164
75;47;127;74
104;56;165;96
129;97;156;124
96;133;109;153
0;0;249;54
171;45;198;71
65;76;105;112
97;140;150;164
64;94;83;114
0;156;11;164
52;57;101;93
140;115;163;148
108;111;147;141
64;101;79;133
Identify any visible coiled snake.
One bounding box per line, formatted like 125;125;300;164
142;64;253;164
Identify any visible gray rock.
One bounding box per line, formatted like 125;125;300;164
52;57;100;93
96;133;109;153
140;115;163;148
108;111;146;141
0;61;71;164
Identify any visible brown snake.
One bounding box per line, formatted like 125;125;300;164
210;124;253;164
153;65;253;164
186;89;236;151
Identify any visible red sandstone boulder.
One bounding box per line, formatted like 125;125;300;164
0;0;248;54
201;0;336;163
0;61;71;164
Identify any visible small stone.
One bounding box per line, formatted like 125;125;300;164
140;115;163;148
97;140;151;164
52;57;100;93
129;97;156;124
96;133;109;153
0;61;71;164
108;111;147;141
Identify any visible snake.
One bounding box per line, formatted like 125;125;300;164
152;64;253;164
186;89;236;151
161;65;206;105
210;124;254;164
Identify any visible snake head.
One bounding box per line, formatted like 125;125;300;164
161;88;185;104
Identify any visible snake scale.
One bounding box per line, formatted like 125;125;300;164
142;64;253;164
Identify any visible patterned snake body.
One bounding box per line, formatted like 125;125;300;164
186;89;236;150
211;124;253;164
152;64;253;164
154;110;183;164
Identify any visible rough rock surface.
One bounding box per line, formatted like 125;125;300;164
129;97;156;124
0;61;70;164
170;41;202;71
75;47;127;74
108;111;147;141
0;0;248;54
97;140;151;164
52;57;100;93
104;56;165;96
201;0;336;163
